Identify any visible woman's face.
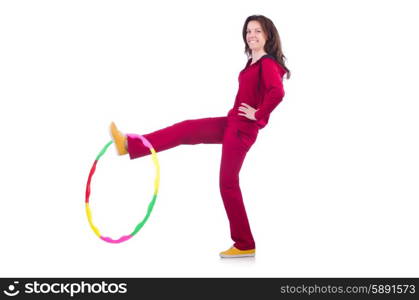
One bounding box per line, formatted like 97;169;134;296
246;20;267;53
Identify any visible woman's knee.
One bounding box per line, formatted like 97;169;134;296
171;120;196;144
219;174;239;191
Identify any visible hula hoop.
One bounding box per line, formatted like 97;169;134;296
85;135;160;244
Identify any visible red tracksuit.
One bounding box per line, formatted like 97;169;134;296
127;55;286;250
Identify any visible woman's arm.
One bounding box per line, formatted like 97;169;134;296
254;58;285;121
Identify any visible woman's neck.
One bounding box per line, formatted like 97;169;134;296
251;50;268;64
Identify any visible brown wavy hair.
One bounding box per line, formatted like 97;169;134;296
243;15;290;79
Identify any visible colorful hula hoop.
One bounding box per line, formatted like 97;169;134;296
85;135;160;244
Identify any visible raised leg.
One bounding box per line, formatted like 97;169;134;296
127;117;227;159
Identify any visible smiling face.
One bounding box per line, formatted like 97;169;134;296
246;20;267;53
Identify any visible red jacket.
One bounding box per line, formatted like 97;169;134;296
228;55;286;129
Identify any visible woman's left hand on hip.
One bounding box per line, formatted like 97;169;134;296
238;102;257;121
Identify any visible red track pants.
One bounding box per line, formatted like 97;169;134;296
126;116;259;250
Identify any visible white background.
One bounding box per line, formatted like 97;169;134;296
1;0;418;277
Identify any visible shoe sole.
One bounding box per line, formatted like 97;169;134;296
220;253;255;258
110;122;128;155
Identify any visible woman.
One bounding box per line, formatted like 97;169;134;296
110;15;290;258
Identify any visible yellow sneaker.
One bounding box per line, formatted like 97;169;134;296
110;122;128;155
219;246;255;258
